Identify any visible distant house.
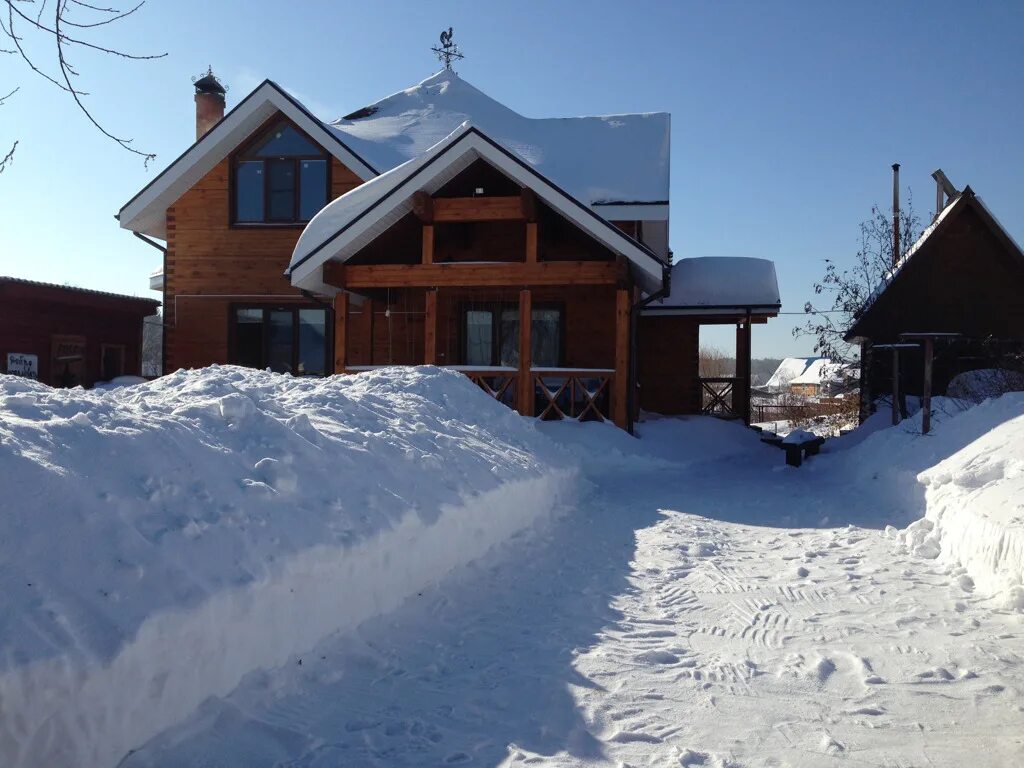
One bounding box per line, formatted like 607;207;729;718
118;69;779;429
0;277;159;387
765;357;825;394
845;182;1024;413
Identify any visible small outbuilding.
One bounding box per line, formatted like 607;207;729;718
844;185;1024;415
0;277;159;388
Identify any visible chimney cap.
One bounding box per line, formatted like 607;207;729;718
193;66;226;96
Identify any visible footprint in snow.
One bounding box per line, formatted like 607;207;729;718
634;649;680;665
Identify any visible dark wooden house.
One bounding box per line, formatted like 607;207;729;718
845;186;1024;413
119;69;779;430
0;277;159;387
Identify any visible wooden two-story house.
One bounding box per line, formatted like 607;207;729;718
119;69;779;430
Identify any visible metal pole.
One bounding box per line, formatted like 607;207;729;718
892;163;901;266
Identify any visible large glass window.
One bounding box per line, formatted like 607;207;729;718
462;304;562;368
233;121;329;224
230;306;330;375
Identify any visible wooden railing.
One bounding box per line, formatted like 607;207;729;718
700;376;741;418
533;369;613;422
460;368;517;409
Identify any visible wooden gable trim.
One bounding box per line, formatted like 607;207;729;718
324;260;627;289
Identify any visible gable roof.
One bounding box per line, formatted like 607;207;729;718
324;70;671;214
118;71;671;241
765;357;825;391
288;123;667;295
845;188;1024;341
641;257;781;316
117;80;378;239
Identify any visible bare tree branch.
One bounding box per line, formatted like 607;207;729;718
2;0;165;167
795;194;922;365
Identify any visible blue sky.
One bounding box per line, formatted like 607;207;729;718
1;0;1021;358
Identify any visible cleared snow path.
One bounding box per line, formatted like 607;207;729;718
122;416;1024;767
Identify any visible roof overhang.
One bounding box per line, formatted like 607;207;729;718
843;188;1024;343
590;202;669;221
642;304;781;317
288;124;668;295
117;80;379;240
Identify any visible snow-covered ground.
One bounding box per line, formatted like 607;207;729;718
2;370;1024;765
0;367;575;768
105;389;1024;767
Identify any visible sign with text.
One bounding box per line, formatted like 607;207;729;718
6;353;39;379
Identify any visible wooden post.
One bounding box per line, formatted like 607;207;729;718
922;337;934;434
365;298;375;366
424;289;438;365
422;224;434;264
891;347;900;425
613;288;630;429
517;289;533;416
734;318;752;424
333;292;348;374
525;222;538;263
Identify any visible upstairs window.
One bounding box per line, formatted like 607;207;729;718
233;121;329;224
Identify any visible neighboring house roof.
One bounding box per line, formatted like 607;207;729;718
119;70;670;240
118;80;379;239
641;257;781;316
845;188;1024;342
765;357;825;391
0;276;160;312
789;358;836;386
325;70;671;217
288;123;667;295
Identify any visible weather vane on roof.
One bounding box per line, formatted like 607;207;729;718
432;27;464;71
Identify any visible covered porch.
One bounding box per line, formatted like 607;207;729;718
333;281;631;427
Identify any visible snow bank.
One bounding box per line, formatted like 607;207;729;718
0;366;576;767
947;368;1024;404
894;395;1024;610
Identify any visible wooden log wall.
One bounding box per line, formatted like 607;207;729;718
163;148;362;371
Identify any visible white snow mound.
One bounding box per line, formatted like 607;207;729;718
900;397;1024;608
0;366;577;768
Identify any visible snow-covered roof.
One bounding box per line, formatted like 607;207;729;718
288;123;667;295
119;71;670;240
765;357;825;390
641;257;781;316
326;70;670;213
790;358;838;386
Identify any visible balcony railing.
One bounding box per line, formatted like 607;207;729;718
700;376;741;418
344;365;614;422
532;368;613;422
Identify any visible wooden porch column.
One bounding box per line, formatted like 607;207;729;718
733;318;752;424
333;292;348;374
517;289;533;416
525;222;538;263
612;288;630;429
422;224;434;264
922;337;934;434
424;289;438;365
891;347;900;425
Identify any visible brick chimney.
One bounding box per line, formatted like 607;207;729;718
193;67;226;140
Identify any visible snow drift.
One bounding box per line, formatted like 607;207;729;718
0;366;576;768
895;395;1024;610
832;394;1024;610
